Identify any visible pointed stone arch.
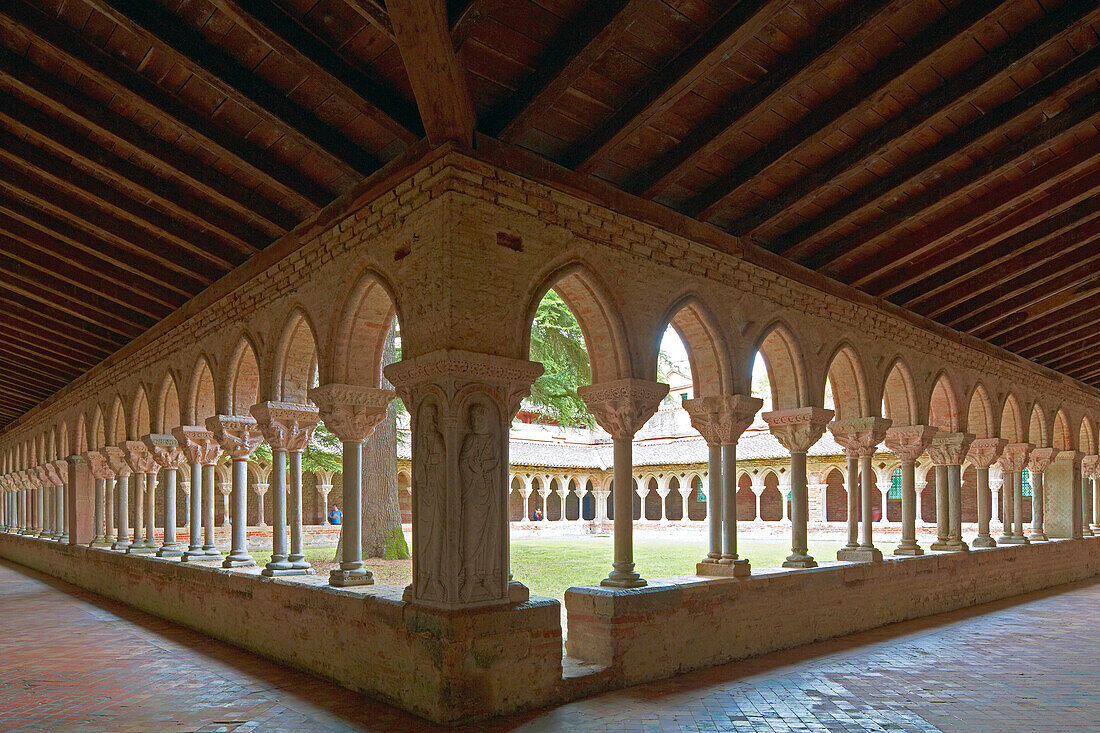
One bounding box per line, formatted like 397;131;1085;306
656;294;730;398
1053;409;1073;451
524;262;630;384
1028;403;1049;447
881;357;919;427
753;321;807;410
928;372;961;433
224;335;262;416
327;270;398;387
966;383;995;438
272;308;322;403
155;372;182;434
187;355;218;425
107;395;128;444
130;384;152;439
88;404;106;451
1079;417;1096;455
824;342;870;420
72;412;88;455
999;393;1024;443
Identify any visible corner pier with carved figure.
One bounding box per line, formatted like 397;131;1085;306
1;145;1100;725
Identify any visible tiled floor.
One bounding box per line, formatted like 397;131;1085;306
1;560;1098;732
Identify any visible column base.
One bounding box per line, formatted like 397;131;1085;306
601;563;647;588
222;555;256;568
929;540;951;551
996;534;1013;544
111;540;130;550
782;554;817;569
1090;524;1100;533
696;559;750;577
1000;536;1029;545
893;544;924;556
89;539;113;549
944;540;969;552
125;544;154;554
22;529;37;536
329;568;374;586
837;547;882;563
181;550;219;562
156;545;184;558
263;565;312;577
971;536;998;548
1028;532;1048;542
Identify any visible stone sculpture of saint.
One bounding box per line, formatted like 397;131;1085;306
415;402;446;601
459;402;499;600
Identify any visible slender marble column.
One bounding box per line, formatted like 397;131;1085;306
203;462;219;557
1081;457;1096;537
885;429;929;557
946;464;967;551
309;386;392;587
580;379;668;588
92;478;105;545
931;465;949;550
122;440;158;554
207;415;262;569
704;443;722;562
113;476;130;550
180;455;206;561
266;450;291;574
843;452;859;550
1027;448;1055;541
34;482;45;537
831;418;890;563
132;473;146;550
765;407;833;569
105;478;115;543
146;434;184;558
1092;473;1100;533
967;438;1005;548
288;451;308;570
144;471;157;549
928;431;973;552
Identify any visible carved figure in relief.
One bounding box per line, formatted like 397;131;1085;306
459;402;499;601
415;402;446;601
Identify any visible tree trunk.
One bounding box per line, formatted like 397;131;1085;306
361;320;409;558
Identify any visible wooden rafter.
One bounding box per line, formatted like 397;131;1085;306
714;2;1095;235
567;0;779;172
999;302;1100;353
0;1;332;210
0;291;132;349
0;264;151;337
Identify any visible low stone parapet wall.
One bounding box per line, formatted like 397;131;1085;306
0;533;562;725
564;538;1100;687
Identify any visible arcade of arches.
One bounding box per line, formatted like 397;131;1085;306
3;150;1100;726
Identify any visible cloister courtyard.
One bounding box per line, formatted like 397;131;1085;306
2;0;1099;729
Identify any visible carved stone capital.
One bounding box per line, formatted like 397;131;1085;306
307;385;396;444
1083;454;1100;480
122;440;158;475
682;394;763;446
829;417;892;458
84;451;113;480
172;426;223;466
762;407;834;453
386;348;544;419
205;415;263;460
926;432;975;466
1055;449;1083;467
41;463;62;487
884;425;937;462
967;437;1008;469
142;434;186;470
250;401;321;452
103;446;132;478
1027;447;1059;474
996;442;1033;474
52;459;69;484
578;378;669;440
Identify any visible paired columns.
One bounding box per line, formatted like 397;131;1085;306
1028;448;1057;542
683;394;762;578
885;425;936;556
578;378;668;589
830;418;891;563
103;447;132;550
763;407;834;569
1082;455;1099;537
252;401;321;578
308;386;392;586
174;427;223;562
927;432;974;552
997;443;1032;545
967;438;1007;548
146;434;186;557
121;442;157;554
85;451;113;548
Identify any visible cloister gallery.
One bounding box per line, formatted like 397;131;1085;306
1;0;1098;728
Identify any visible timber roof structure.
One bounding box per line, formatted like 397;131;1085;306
0;0;1098;427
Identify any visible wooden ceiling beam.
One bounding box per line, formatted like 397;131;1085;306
449;0;504;49
389;0;476;147
718;2;1095;236
0;96;272;253
0;201;198;301
0;129;246;270
945;239;1100;332
488;0;638;142
972;281;1100;346
0;321;108;368
1021;322;1100;367
999;303;1100;353
788;47;1100;266
1060;363;1100;385
900;195;1100;313
0;376;56;404
0;2;331;210
348;0;396;44
0;173;219;285
918;215;1100;319
567;0;779;172
0;46;295;234
85;0;378;180
0;236;172;322
0;266;151;337
628;0;910;198
0;291;133;350
849;136;1100;293
206;0;421;143
0;349;83;387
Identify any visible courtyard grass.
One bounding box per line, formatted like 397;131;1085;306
250;537;837;601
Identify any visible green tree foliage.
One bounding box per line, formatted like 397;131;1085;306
250;423;343;473
528;291;594;427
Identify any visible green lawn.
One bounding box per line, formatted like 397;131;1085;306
251;537;838;601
